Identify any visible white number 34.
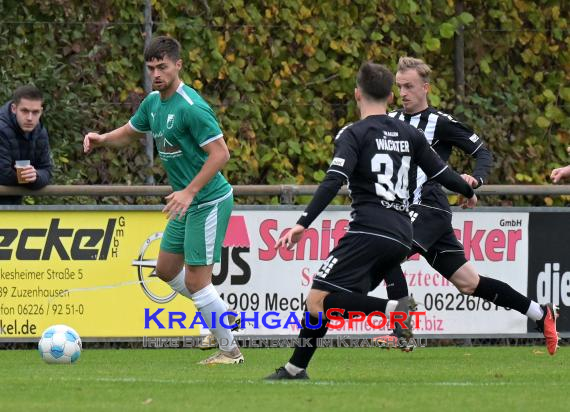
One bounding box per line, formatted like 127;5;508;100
371;154;410;201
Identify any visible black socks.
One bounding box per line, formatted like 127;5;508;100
473;275;531;314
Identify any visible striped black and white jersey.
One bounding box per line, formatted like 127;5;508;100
297;114;474;247
388;107;493;212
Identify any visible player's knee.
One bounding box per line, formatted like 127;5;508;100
183;266;214;293
155;258;184;283
454;275;478;295
450;264;479;295
306;296;324;318
184;276;210;294
457;283;477;295
155;268;175;282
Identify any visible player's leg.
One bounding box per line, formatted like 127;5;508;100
183;194;243;364
383;265;409;300
369;263;410;300
196;193;242;350
371;207;448;345
449;260;538;313
412;208;548;323
368;263;419;349
197;313;241;350
197;310;242;350
432;233;560;355
267;233;412;379
269;288;329;379
450;262;559;355
195;207;240;349
312;233;413;331
374;206;451;299
431;235;540;316
184;263;243;364
156;219;192;298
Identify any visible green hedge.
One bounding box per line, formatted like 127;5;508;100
0;0;567;204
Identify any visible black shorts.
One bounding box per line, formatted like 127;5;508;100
312;231;410;294
410;205;467;278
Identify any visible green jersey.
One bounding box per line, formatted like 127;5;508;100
129;82;231;204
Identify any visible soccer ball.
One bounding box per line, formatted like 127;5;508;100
38;324;82;364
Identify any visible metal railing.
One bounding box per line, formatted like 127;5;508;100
0;184;569;204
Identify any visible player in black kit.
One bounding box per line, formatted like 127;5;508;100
375;57;559;355
266;62;477;380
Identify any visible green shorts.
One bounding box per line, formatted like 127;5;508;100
161;191;233;265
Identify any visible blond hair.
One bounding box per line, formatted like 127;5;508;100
397;57;431;83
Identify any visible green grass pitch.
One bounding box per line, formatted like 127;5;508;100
1;347;567;411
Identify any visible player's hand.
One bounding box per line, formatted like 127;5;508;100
83;132;106;154
550;165;570;183
163;188;195;220
459;193;477;209
275;224;305;250
460;174;479;188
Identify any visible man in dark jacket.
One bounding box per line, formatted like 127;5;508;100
0;85;53;204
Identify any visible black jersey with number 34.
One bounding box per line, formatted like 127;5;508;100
328;114;451;245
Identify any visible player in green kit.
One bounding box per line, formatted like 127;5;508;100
83;36;243;365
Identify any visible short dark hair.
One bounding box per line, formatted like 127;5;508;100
12;85;43;104
356;62;393;101
144;36;181;62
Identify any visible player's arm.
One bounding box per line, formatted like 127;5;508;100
277;127;357;250
432;167;477;208
437;116;493;188
162;136;230;220
162;103;231;220
172;136;229;202
83;123;143;153
84;94;152;153
296;172;345;227
188;137;230;195
413;130;477;208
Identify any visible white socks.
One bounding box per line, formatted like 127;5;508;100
166;269;193;299
385;300;399;318
526;301;544;321
192;284;237;352
166;271;237;352
285;362;305;375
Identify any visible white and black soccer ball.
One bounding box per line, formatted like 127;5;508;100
38;325;82;364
